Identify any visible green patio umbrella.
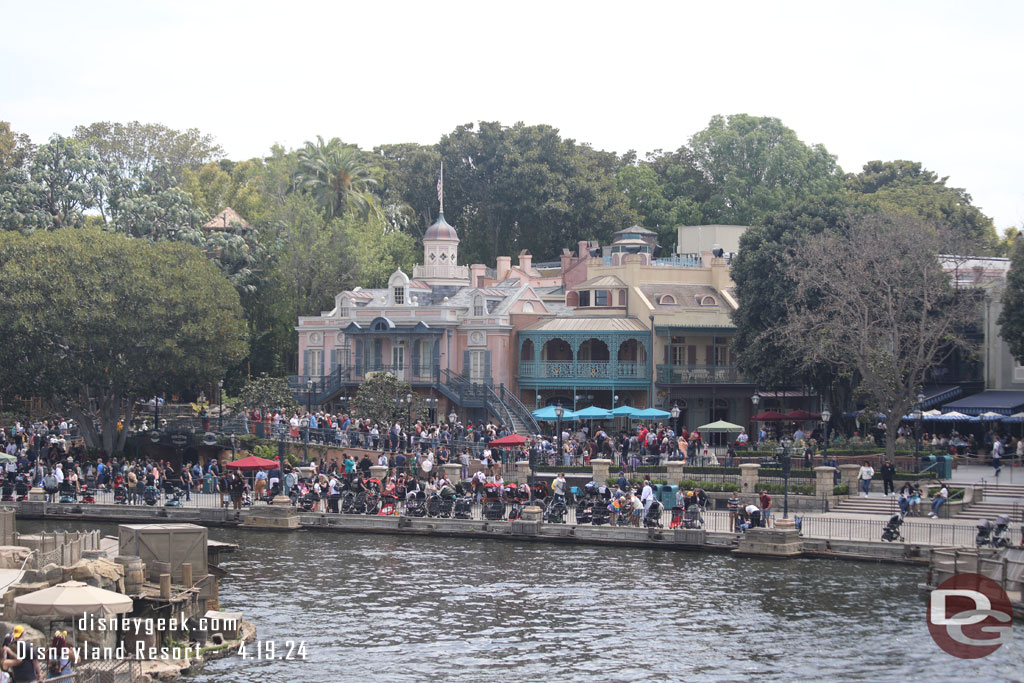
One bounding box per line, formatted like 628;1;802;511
697;420;745;433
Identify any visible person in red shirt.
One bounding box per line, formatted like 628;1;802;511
759;490;773;527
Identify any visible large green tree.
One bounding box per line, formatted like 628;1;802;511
0;122;34;172
998;236;1024;363
687;114;843;226
0;229;247;453
846;160;998;252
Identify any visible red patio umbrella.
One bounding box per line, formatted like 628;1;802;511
755;411;787;421
782;409;821;420
225;455;279;471
489;434;529;447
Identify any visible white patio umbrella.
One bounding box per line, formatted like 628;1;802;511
14;581;133;618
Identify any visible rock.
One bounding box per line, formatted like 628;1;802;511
0;546;31;570
65;558;125;593
39;563;62;584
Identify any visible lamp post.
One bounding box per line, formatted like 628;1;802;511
449;409;457;442
218;379;224;432
671;402;681;435
821;406;831;458
779;437;792;518
913;391;925;466
751;393;760;449
554;404;564;467
406;392;414;427
305;378;313;461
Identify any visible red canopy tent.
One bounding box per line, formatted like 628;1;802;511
489;434;529;447
225;455;279;471
782;409;821;420
755;411;787;421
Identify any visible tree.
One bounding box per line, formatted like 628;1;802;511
292;136;379;219
73;121;223;190
437;121;635;263
373;142;442;238
616;161;703;247
350;373;424;428
0;229;248;453
846;160;998;252
0;122;34;172
688;114;843;225
238;374;298;416
775;212;980;460
998;236;1024;363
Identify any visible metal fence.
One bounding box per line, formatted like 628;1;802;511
798;515;1023;547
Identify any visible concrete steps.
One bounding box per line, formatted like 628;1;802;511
833;496;901;516
955;501;1023;522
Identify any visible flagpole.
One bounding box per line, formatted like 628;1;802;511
440;162;444;215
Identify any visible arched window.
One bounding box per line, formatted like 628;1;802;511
523;302;535;313
700;295;717;306
617;290;626;306
659;294;676;305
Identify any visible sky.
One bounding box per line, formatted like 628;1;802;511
3;0;1022;229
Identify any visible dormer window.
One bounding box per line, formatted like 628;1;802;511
474;296;485;317
594;290;609;307
394;287;405;304
659;294;676;305
339;305;350;317
700;295;717;306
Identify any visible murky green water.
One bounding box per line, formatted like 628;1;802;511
20;521;1023;681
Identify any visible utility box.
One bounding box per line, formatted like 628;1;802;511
119;523;208;583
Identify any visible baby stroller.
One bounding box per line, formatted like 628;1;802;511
142;485;160;506
406;490;427;517
683;504;704;529
482;483;506;521
113;486;128;505
164;487;184;507
426;493;442;518
364;479;381;515
992;514;1011;548
80;486;96;504
882;514;904;543
644;500;664;528
298;491;317;512
544;495;568;524
240;484;253;507
340;489;356;513
453;493;473;519
14;475;30;502
575;496;594;525
669;507;685;529
58;481;77;503
0;481;13;502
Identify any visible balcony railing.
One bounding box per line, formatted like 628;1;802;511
656;364;749;384
518;360;648;381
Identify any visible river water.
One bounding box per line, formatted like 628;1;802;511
19;521;1024;681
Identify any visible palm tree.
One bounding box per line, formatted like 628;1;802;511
292;136;379;218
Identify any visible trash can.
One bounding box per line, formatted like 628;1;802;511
202;472;215;494
937;455;953;479
920;455;937;476
660;484;679;509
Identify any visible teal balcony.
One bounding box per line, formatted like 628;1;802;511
518;360;649;386
656;364;749;385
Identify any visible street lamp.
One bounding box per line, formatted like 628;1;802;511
778;437;792;518
406;392;414;427
913;391;925;465
305;378;314;460
218;379;224;432
821;406;831;458
751;393;760;448
554;404;565;467
671;402;681;434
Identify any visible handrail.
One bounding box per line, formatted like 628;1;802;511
498;384;541;435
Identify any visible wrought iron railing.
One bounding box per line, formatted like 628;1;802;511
656;364;748;384
518;361;647;380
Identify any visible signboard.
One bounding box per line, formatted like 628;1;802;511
202;432;218;446
170;433;189;448
149;430;161;443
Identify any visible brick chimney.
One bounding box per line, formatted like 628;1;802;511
470;263;487;288
496;256;511;281
518;249;532;272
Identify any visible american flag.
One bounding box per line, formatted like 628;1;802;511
436;170;443;204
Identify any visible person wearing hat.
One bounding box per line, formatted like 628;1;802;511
48;630;76;679
9;625;39;682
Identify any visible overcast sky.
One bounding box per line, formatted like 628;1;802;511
3;0;1021;229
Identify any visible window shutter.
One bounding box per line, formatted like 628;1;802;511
355;340;364;374
462;349;471;378
705;345;714;366
411;340;420;379
303;349;311;378
664;344;669;364
432;340;441;381
687;346;697;365
483;350;492;385
373;340;382;370
330;349;338;377
320;350;326;377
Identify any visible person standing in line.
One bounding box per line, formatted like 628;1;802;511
880;460;895;497
857;461;875;497
640;478;654;516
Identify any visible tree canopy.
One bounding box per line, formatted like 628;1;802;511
998;237;1024;364
0;229;247;452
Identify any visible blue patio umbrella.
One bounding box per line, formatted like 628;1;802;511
532;406;577;421
633;407;671;419
573;406;613;419
610;406;640;417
